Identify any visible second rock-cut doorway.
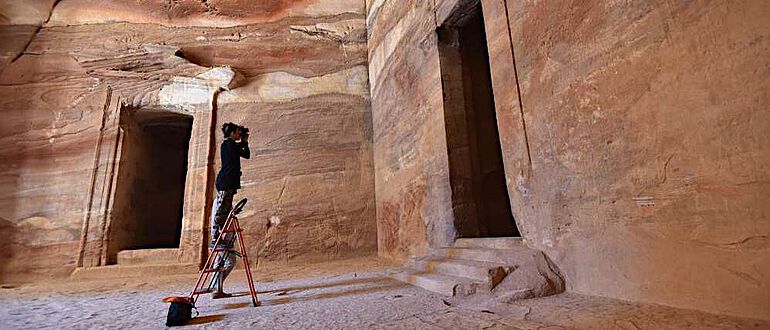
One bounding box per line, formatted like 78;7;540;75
438;4;519;238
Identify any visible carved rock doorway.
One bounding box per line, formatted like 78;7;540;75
437;1;520;238
73;45;237;271
105;107;193;264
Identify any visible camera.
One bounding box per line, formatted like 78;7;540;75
222;122;249;138
238;126;249;137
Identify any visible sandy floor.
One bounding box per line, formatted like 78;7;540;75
0;257;767;329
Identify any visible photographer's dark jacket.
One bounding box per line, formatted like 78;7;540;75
215;139;250;191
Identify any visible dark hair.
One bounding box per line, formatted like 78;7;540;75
222;122;238;138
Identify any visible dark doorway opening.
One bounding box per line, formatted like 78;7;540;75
107;109;192;263
438;5;519;238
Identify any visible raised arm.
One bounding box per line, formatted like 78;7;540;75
238;141;250;159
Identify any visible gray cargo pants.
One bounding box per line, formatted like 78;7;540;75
209;189;237;293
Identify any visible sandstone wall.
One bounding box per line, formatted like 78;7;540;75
0;0;374;281
368;0;456;261
503;0;770;320
368;0;769;320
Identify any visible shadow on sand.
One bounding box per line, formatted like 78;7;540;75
258;277;408;306
187;314;226;325
194;276;408;325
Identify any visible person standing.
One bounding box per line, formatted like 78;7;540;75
209;122;250;299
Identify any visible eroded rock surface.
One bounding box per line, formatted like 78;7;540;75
367;0;770;321
0;0;374;282
47;0;363;27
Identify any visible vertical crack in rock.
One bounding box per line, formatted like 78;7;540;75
660;154;675;184
3;0;63;73
260;177;288;266
502;0;533;169
5;29;38;69
275;176;289;214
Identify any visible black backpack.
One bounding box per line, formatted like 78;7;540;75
163;296;197;326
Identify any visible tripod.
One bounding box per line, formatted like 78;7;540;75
189;198;259;307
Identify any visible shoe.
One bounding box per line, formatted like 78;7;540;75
212;292;233;299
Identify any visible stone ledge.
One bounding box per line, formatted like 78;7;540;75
116;248;180;266
70;263;199;281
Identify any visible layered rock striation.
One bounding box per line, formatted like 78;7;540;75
0;0;374;281
367;0;770;321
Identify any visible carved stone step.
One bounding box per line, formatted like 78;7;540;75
409;257;508;288
70;263;199;280
429;246;540;266
390;237;565;299
454;237;525;250
388;269;485;296
116;248;179;265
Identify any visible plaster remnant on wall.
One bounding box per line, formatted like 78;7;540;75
157;66;238;111
195;66;240;90
157;77;219;110
632;196;655;207
515;171;529;196
269;216;281;226
541;238;554;248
